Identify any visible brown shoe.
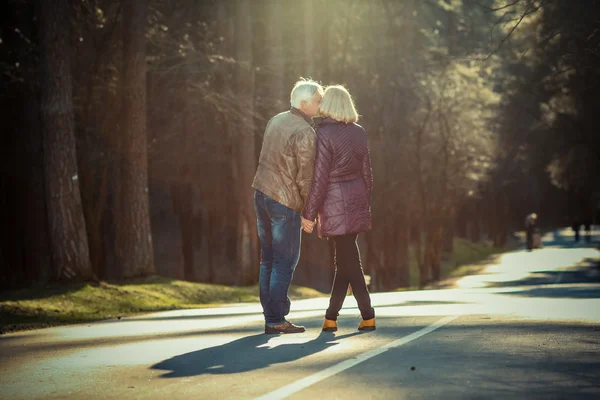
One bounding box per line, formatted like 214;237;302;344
322;319;338;332
265;320;306;334
358;318;376;331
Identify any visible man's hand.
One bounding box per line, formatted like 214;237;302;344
301;217;315;233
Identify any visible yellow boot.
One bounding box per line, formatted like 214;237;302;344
322;319;338;332
358;318;376;331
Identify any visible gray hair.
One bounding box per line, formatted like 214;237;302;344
290;79;323;108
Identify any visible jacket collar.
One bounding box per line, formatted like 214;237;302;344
319;117;344;126
290;107;315;128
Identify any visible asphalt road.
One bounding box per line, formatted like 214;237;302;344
1;228;599;399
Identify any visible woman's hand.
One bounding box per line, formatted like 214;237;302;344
301;217;315;233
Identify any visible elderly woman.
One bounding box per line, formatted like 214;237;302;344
302;85;375;332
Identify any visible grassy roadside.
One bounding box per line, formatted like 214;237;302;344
401;237;519;290
1;238;518;334
0;276;324;334
442;237;518;278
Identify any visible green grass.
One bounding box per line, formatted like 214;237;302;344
0;238;517;333
404;237;517;288
0;276;325;333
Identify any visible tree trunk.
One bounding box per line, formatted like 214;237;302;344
447;8;457;56
365;230;383;292
383;226;397;291
214;1;237;285
0;126;8;287
443;209;455;253
430;227;443;282
265;0;285;110
417;224;428;288
469;201;481;243
172;181;194;281
456;203;468;238
395;214;410;288
402;0;415;70
235;0;259;285
38;0;93;282
175;71;196;281
304;0;315;77
496;191;510;247
319;12;330;82
206;213;216;283
2;94;24;288
22;88;51;283
116;0;155;278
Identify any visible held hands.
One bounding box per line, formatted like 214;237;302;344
301;217;316;233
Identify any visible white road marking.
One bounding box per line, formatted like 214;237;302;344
254;315;458;400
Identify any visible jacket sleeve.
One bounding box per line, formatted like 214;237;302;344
294;127;317;206
362;143;373;205
302;130;332;221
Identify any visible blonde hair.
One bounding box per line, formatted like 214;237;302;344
319;85;359;123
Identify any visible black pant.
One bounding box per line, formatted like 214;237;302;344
526;227;534;250
326;234;375;321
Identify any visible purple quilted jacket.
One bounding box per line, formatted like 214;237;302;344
302;117;373;237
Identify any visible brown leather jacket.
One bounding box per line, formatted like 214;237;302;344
252;108;317;213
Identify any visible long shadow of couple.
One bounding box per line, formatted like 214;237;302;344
151;331;364;378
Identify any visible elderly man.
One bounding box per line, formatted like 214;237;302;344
252;79;323;334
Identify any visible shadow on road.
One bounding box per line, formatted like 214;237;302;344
127;300;469;323
151;331;365;378
369;321;600;399
503;286;600;299
490;257;600;299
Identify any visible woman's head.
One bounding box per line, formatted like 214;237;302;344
318;85;359;123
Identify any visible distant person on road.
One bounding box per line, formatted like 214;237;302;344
584;219;592;243
525;213;538;251
572;220;581;242
252;79;323;334
302;85;376;332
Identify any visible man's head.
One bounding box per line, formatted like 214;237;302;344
290;78;323;118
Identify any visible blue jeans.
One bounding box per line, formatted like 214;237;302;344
254;190;302;325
